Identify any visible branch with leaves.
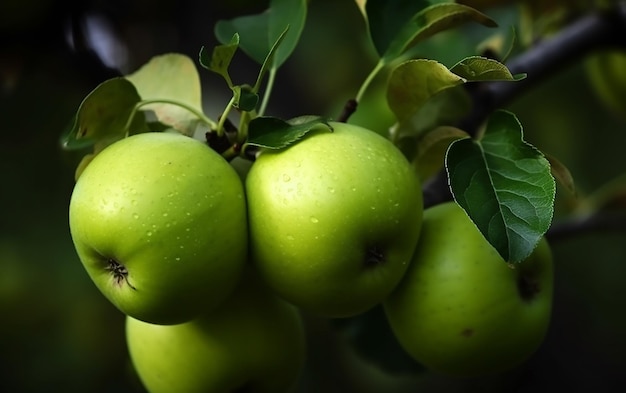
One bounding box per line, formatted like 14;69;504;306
61;0;626;264
406;3;626;207
417;2;626;241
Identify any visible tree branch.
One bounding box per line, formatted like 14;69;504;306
422;2;626;209
546;211;626;242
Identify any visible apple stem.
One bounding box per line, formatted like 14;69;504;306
337;99;358;123
364;246;385;268
215;96;237;138
105;259;137;290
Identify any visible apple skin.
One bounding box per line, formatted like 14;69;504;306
125;269;307;393
384;201;554;377
245;122;423;318
69;132;247;325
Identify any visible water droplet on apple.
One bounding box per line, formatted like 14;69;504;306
282;174;291;182
147;231;153;237
133;213;139;219
310;216;319;223
328;187;335;193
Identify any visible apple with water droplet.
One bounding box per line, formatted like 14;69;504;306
125;268;306;393
245;122;423;317
69;132;248;325
384;201;554;376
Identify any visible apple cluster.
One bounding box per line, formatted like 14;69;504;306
68;122;553;392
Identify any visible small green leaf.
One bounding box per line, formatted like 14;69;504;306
214;0;306;68
476;25;518;63
414;126;469;181
382;3;497;63
232;85;260;112
387;59;465;123
544;153;576;196
246;116;332;150
445;110;556;263
199;33;240;88
354;0;366;17
253;25;290;92
395;84;472;139
451;56;526;81
62;77;143;150
365;0;432;58
126;53;203;135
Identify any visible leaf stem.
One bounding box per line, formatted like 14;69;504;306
125;98;217;135
216;96;237;138
423;4;626;209
258;67;277;117
238;110;253;145
356;60;385;104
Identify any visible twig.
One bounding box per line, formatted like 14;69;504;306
423;3;626;209
546;211;626;242
337;99;358;123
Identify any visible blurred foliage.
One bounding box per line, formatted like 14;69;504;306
1;0;626;392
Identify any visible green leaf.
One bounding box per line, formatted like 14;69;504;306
214;0;306;68
445;110;556;263
544;153;576;196
395;84;472;139
476;25;518;63
246;116;332;150
126;53;203;135
365;0;432;58
232;85;259;112
199;33;240;88
382;3;498;62
414;126;469;181
253;25;290;92
387;59;465;123
62;77;143;150
451;56;526;81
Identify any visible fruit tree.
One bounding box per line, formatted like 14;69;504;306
2;0;626;391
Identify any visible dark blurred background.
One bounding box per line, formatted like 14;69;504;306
2;0;626;392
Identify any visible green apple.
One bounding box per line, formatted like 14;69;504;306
384;201;554;377
245;121;423;317
69;131;247;325
125;268;307;393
